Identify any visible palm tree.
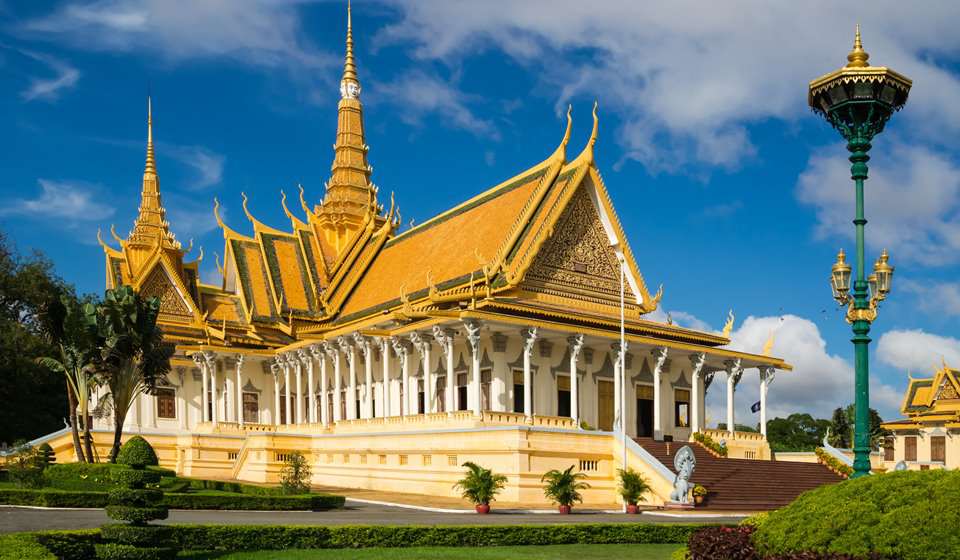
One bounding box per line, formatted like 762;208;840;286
541;465;590;510
617;467;652;507
454;462;508;507
88;286;173;462
37;293;99;462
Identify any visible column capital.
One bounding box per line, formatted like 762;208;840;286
689;351;706;371
522;326;539;355
432;325;455;354
353;332;371;356
296;348;311;365
391;336;410;360
191;353;205;367
338;336;354;365
410;331;432;355
234;354;245;367
725;358;744;387
759;366;776;384
567;334;585;360
651;346;669;371
463;320;482;355
202;350;217;367
308;343;324;359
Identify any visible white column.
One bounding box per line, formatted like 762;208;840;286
391;338;410;415
568;334;584;426
339;337;357;420
195;354;209;423
612;343;622;432
464;320;482;415
353;334;373;419
379;338;391;417
225;364;235;424
314;344;329;426
271;361;281;426
294;353;304;424
281;354;291;425
206;353;219;426
433;326;455;415
689;353;706;434
759;366;775;438
303;348;316;423
176;369;187;430
235;355;245;426
330;345;342;422
522;327;538;419
652;347;668;440
725;359;743;435
145;389;157;428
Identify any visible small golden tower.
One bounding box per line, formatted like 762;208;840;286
314;1;380;253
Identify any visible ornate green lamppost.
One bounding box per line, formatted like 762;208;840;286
808;26;911;478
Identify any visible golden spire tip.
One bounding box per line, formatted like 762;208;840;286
846;23;869;68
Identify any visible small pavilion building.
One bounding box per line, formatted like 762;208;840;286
881;364;960;470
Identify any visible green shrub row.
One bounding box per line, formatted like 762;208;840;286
42;463;175;491
0;488;110;508
184;478;285;495
4;523;707;559
814;447;853;477
0;488;343;510
693;431;728;457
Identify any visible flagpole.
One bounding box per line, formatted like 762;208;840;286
620;254;627;512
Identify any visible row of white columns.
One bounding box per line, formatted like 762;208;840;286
191;351;245;427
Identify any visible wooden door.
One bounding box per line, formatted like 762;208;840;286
931;436;946;463
905;436;917;462
598;379;614;431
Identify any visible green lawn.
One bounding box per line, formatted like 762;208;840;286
197;544;682;560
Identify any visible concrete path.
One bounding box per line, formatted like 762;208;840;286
0;502;745;534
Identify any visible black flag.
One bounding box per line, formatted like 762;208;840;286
750;401;761;413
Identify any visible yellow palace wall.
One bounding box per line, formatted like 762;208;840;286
40;425;680;507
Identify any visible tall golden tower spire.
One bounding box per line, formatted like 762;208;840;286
316;0;378;252
128;96;178;251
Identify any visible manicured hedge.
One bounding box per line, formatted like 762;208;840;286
0;530;100;560
753;469;960;560
0;488;110;508
161;492;344;511
116;436;159;467
0;533;56;560
185;478;284;495
42;463;126;491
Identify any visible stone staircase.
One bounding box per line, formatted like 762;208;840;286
633;437;844;511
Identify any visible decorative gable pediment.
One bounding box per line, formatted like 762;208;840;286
523;184;635;306
935;373;960;401
139;263;194;322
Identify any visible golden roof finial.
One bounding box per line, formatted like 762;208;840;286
342;0;358;87
846;24;870;68
145;95;156;175
550;105;573;162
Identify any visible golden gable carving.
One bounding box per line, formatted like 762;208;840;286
140;266;191;318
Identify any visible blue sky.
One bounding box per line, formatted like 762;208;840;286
4;0;960;424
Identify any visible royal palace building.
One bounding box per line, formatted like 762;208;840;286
881;364;960;470
57;7;798;506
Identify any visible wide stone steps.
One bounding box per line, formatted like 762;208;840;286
633;437;843;510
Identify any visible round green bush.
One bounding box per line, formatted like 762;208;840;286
104;506;169;526
116;437;158;467
111;468;160;489
108;488;163;508
753;469;960;560
94;542;175;560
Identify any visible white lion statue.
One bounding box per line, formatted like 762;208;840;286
670;445;696;504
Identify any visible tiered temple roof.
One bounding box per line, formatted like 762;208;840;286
883;364;960;429
99;4;774;362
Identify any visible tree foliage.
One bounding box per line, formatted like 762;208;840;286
766;413;831;452
0;231;71;446
453;462;508;506
87;285;174;463
279;451;312;495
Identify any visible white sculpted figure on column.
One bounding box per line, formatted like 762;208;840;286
567;334;584;426
464;320;482;415
391;337;410;416
378;338;391;417
432;326;455;414
725;358;743;436
234;355;245;425
688;353;706;434
521;327;538;419
353;333;373;419
410;332;433;414
651;347;668;440
759;366;776;438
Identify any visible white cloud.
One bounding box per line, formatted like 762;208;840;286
900;278;960;317
375;70;499;139
164;195;221;241
22;0;331;71
877;329;960;374
797;141;960;266
18;49;80;101
703;314;903;424
0;179;114;221
380;1;960;171
645;307;714;333
161;144;225;189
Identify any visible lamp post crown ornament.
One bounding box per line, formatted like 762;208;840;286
810;26;909;479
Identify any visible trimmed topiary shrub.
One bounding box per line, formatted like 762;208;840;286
99;444;171;560
753;469;960;560
37;443;56;466
115;437;158;467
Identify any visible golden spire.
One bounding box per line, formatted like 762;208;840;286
129;95;175;247
846;24;870;68
317;0;377;244
145;96;156;174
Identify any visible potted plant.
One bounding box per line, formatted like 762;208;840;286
693;484;707;505
453;462;507;514
541;465;590;514
617;468;650;513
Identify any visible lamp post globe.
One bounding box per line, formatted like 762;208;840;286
808;26;911;478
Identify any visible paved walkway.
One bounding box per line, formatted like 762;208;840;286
0;502;745;534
